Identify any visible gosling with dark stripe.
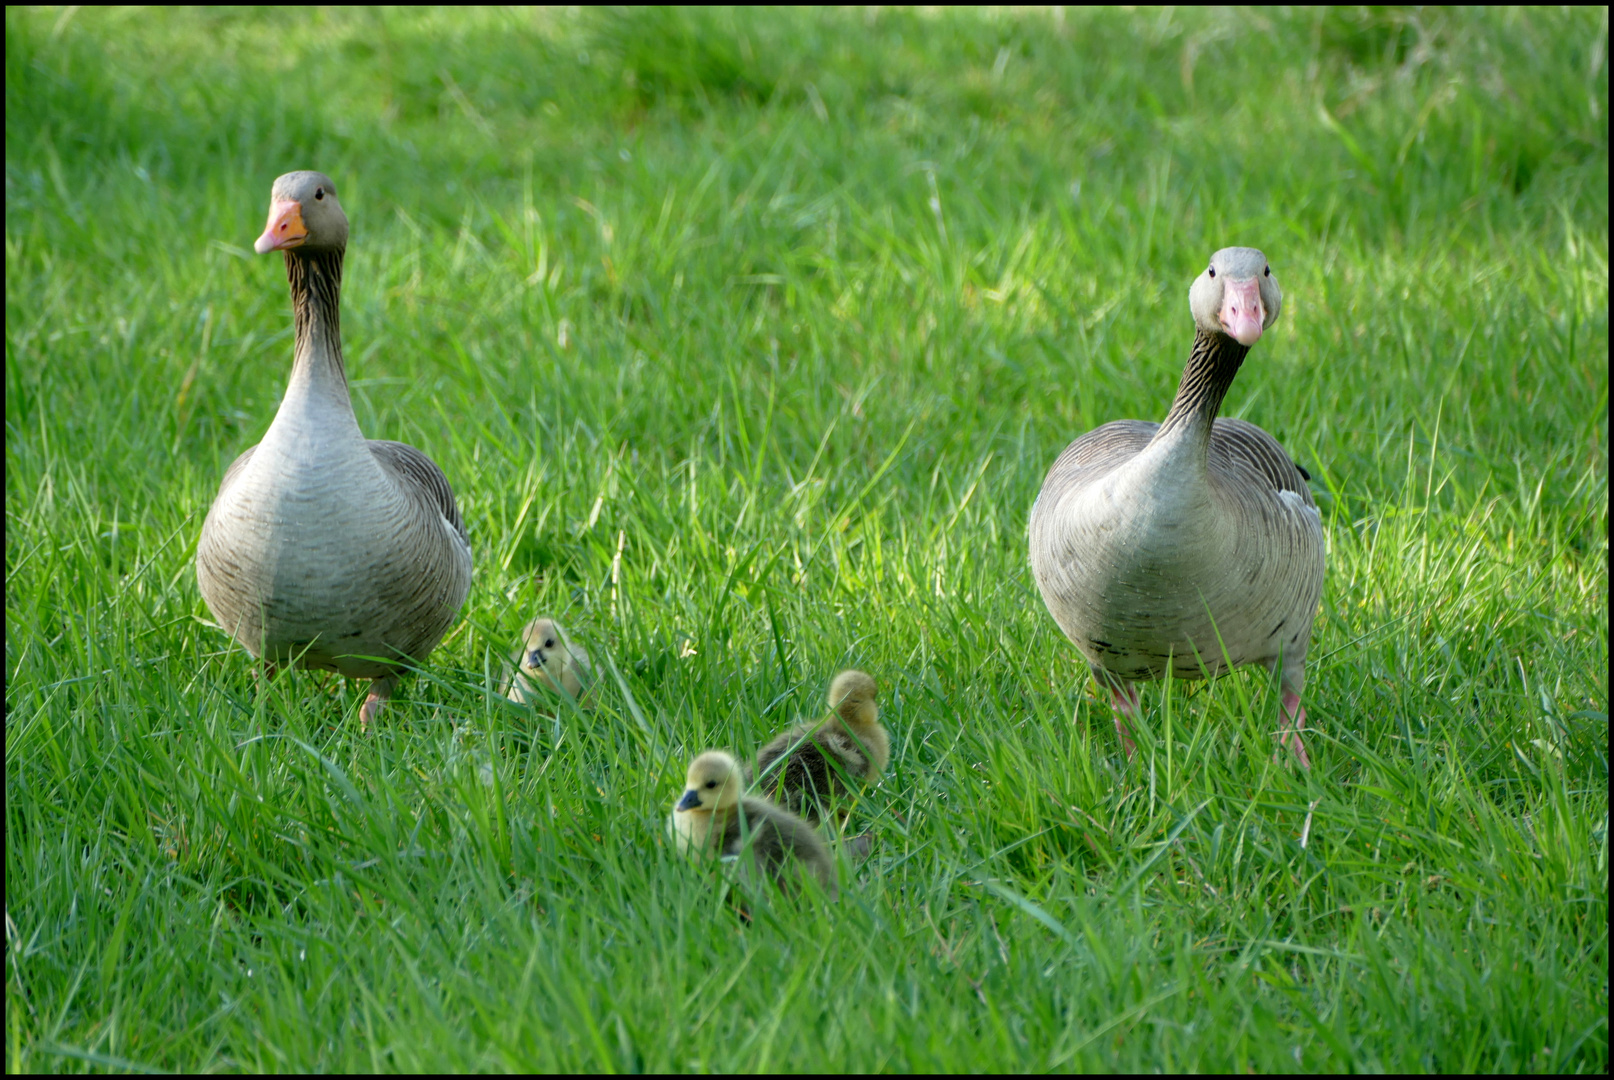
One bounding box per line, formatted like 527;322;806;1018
754;670;888;822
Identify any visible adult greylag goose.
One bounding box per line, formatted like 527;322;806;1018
670;750;838;899
754;670;888;823
1028;247;1324;766
197;171;473;729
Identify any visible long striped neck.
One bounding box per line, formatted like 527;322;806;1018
1153;328;1250;444
284;247;349;400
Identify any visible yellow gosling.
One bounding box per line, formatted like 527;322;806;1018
754;670;888;824
669;750;837;899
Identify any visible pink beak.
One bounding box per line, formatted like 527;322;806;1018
254;198;307;254
1218;276;1266;346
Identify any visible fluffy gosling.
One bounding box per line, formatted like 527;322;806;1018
670;750;837;899
754;670;888;824
501;617;592;707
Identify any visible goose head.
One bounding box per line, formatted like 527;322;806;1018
675;751;744;814
1188;247;1281;347
254;171;349;254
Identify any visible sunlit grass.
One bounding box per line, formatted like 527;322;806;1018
6;5;1607;1072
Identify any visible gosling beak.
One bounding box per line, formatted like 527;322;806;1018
1218;275;1266;346
528;648;546;669
675;789;703;812
254;197;307;254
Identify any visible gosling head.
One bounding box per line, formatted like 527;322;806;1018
1188;247;1281;347
518;617;569;676
254;170;348;254
828;669;879;729
675;750;744;814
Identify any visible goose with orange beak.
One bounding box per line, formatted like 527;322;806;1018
198;172;473;729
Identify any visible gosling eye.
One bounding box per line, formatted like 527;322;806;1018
705;780;717;789
545;638;556;648
1207;266;1216;278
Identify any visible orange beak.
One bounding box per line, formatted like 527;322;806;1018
1218;276;1266;346
254;198;307;253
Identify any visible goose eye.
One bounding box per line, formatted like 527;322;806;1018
1264;265;1271;276
315;188;325;200
1207;266;1215;278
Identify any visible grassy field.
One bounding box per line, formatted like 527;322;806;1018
5;6;1607;1072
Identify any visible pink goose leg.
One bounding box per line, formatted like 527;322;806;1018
1085;669;1141;758
1277;691;1311;769
1110;682;1142;758
360;673;398;732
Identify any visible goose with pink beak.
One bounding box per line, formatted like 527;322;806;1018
1029;247;1324;767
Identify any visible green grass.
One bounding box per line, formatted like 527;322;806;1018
6;5;1607;1072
